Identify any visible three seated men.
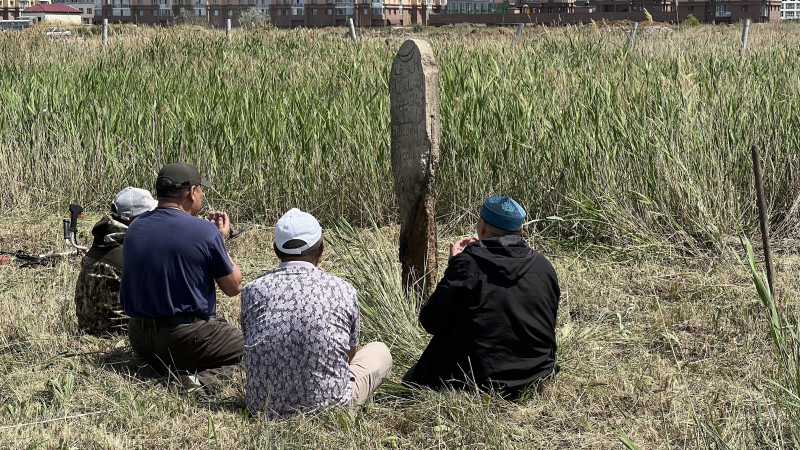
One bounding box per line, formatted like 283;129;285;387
113;162;558;413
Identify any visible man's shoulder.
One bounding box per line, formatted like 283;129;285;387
77;255;122;279
242;268;284;293
131;209;219;240
248;267;353;288
242;267;355;301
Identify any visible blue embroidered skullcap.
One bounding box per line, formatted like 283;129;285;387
480;196;526;231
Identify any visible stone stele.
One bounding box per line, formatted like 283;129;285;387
390;39;440;299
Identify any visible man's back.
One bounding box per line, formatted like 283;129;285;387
408;235;560;397
121;207;233;319
241;262;360;417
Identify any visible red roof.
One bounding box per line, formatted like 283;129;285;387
22;4;82;13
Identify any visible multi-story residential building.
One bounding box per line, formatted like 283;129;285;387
207;0;250;27
96;0;265;24
428;0;780;25
1;0;21;20
98;0;174;25
52;0;95;22
782;0;799;18
269;0;439;27
674;0;780;22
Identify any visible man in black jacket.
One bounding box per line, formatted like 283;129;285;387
403;196;560;399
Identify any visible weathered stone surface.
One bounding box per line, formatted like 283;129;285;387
390;39;440;299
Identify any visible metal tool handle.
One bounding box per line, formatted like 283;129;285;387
68;204;83;233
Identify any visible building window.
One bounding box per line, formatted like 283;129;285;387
741;5;747;11
688;5;694;12
312;8;317;13
760;5;767;15
372;6;381;14
326;7;331;13
715;4;730;16
214;9;218;14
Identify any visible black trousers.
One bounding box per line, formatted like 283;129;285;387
128;317;244;387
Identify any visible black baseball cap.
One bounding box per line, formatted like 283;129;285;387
156;162;213;191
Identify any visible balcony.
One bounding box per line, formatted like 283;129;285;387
336;0;353;13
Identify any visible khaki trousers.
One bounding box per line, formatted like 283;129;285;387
349;341;393;406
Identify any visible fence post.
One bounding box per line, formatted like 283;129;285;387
102;19;108;51
348;17;357;41
626;22;638;51
226;18;231;41
740;19;751;57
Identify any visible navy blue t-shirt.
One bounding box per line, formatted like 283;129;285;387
120;207;234;319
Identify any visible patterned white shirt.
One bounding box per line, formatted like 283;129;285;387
241;261;360;417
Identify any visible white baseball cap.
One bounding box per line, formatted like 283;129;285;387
111;187;157;220
275;208;322;255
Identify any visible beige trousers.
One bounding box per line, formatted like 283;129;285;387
349;341;393;405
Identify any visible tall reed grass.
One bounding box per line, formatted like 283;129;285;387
1;23;799;249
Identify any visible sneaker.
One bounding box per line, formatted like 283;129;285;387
180;374;202;390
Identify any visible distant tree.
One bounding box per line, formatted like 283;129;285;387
175;8;205;26
682;14;700;27
238;7;271;30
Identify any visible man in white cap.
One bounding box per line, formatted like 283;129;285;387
74;187;157;335
240;208;392;417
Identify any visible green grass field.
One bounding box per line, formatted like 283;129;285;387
1;22;799;448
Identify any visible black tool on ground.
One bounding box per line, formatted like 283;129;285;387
1;204;88;268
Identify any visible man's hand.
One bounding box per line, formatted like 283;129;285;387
206;211;231;239
449;236;478;259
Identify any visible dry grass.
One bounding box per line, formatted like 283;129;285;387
1;209;796;448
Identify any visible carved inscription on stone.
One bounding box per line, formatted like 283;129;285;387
390;39;440;299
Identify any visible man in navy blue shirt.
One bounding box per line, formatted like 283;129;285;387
121;162;243;394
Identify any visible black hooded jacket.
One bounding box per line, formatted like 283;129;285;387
404;235;560;397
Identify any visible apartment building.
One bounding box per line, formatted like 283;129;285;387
0;0;42;19
52;0;95;22
98;0;174;25
782;0;799;18
1;0;20;19
269;0;439;27
674;0;781;22
429;0;780;24
96;0;267;25
206;0;267;27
